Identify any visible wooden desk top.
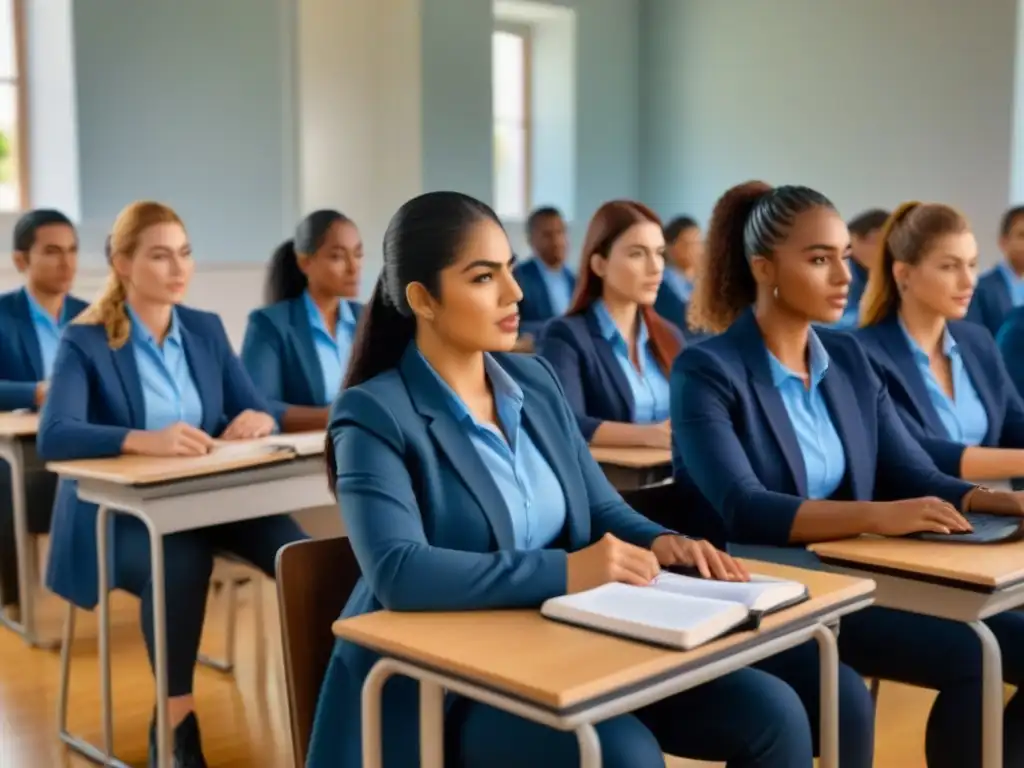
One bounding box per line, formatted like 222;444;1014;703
811;536;1024;590
333;560;874;711
589;446;672;469
46;449;296;486
0;412;38;437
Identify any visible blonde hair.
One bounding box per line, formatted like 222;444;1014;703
74;201;185;348
859;201;969;327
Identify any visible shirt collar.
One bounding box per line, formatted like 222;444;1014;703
593;298;649;350
765;327;830;388
23;287;66;328
897;316;957;363
415;348;524;427
999;260;1023;287
127;303;182;348
303;290;356;337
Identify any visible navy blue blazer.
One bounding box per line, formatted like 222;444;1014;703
306;346;672;768
653;283;709;344
512;258;575;337
966;266;1012;337
997;305;1024;401
857;315;1024;477
670;309;973;547
0;288;88;411
37;305;276;609
240;297;364;410
538;307;683;441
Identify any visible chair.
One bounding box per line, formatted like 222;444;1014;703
277;536;361;768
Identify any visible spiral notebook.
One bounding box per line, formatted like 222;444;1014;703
541;573;809;650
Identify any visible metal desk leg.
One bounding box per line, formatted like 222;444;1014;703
95;505;114;760
144;515;171;768
361;660;392;768
970;620;1003;768
814;622;840;768
576;723;602;768
419;680;444;768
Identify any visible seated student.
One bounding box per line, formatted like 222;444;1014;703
307;190;874;768
857;202;1024;481
967;205;1024;336
0;210;87;619
831;208;888;329
37;201;307;768
241;210;364;431
512;206;573;339
654;215;709;342
671;180;1024;768
539;201;681;449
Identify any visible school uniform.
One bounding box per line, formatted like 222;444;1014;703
306;344;874;768
0;288;87;607
857;314;1024;476
671;307;1024;767
967;263;1023;337
37;304;306;695
539;301;679;440
996;305;1024;401
241;293;363;409
512;257;576;338
653;269;709;343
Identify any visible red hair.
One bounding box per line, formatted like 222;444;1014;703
568;200;682;373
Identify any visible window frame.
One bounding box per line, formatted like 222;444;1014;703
492;21;532;220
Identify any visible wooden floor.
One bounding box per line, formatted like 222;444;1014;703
0;586;938;767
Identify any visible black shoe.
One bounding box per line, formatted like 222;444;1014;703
148;711;209;768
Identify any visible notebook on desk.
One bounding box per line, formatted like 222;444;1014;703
541;573;809;650
907;512;1024;545
211;432;326;461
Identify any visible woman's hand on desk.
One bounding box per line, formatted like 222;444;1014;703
566;533;660;593
651;535;750;582
122;423;215;457
221;410;275;440
640;421;672;450
866;498;972;536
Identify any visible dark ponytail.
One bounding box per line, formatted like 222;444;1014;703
265;209;350;305
325;191;501;493
689;181;835;333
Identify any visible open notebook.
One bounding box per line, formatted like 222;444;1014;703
210;431;325;461
541;572;809;650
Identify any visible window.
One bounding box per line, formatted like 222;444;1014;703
0;0;25;211
492;26;530;220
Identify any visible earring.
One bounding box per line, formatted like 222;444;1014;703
772;286;779;300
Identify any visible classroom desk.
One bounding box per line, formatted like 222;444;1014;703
0;411;54;648
335;560;876;768
48;436;333;768
810;537;1024;768
589;446;672;490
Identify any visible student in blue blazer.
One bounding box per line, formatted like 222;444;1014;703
511;206;574;340
671;181;1024;768
37;201;307;768
0;210;87;615
966;205;1024;336
653;215;708;343
241;210;364;431
857;202;1024;481
539;201;683;450
306;191;874;768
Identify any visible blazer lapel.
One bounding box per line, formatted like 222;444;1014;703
288;298;326;405
399;348;516;550
179;323;223;434
819;363;871;501
734;311;808;496
950;324;1000;444
110;343;146;429
11;291;43;379
584;309;636;420
525;260;554;319
875;317;946;437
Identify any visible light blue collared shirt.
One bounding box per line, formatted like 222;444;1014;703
23;288;72;379
127;305;204;431
593;300;671;424
419;350;567;550
662;268;693;304
303;291;357;404
899;319;989;446
766;330;847;499
999;262;1024;308
536;260;574;317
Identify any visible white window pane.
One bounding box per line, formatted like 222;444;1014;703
0;0;15;79
492;31;525;122
494;121;526;219
0;82;21;211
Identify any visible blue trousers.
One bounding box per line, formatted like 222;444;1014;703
113;513;307;696
445;640;873;768
839;606;1024;768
